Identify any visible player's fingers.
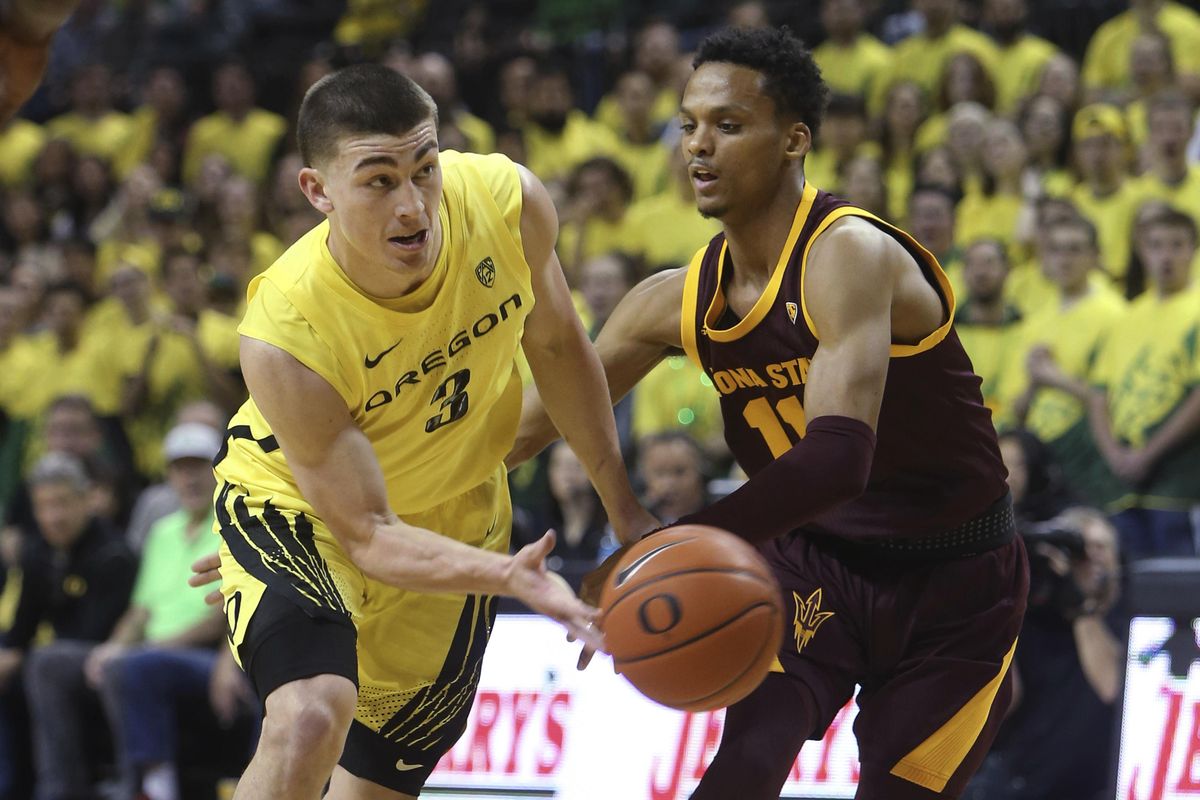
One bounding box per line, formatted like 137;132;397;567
576;643;597;671
204;589;223;607
192;552;221;574
188;568;221;589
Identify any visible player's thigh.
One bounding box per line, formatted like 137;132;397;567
854;539;1027;799
327;766;417;800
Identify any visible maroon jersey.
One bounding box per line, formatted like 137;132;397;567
680;184;1008;541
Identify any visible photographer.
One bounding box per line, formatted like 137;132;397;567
967;507;1124;800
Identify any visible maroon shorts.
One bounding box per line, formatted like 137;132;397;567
761;531;1029;797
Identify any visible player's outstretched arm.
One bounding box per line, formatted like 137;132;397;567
513;165;663;544
240;336;602;649
507;265;687;468
677;218;904;542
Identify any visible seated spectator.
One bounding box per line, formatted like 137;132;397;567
890;0;999;101
182;60;287;187
607;70;672;201
522;60;619;187
407;51;494;156
953;238;1022;416
878;81;926;222
86;423;244;800
812;0;893;116
593;19;682;138
638;432;711;522
556;158;637;276
907;184;963;297
1081;0;1200;105
997;428;1077;524
45;63;134;167
1065;104;1142;285
1036;208;1200;557
840;155;889;219
999;217;1126;499
966;507;1124;800
4;453;136;800
1135;89;1200;225
1124;30;1176;151
984;0;1058;115
1018;94;1073;200
955;121;1027;253
624;156;721;273
805;93;877;193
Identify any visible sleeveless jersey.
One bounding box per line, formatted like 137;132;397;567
216;151;533;521
681;182;1008;541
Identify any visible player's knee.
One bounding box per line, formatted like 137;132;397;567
261;674;356;763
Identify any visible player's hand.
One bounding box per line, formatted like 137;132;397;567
610;506;662;547
508;531;604;653
189;552;224;606
209;648;254;727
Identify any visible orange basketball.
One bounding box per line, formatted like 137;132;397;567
598;524;784;712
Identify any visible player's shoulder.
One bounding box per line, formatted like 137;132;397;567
251;220;330;297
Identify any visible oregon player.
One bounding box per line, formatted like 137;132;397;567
212;65;656;800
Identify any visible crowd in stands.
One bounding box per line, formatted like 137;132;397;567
0;0;1197;798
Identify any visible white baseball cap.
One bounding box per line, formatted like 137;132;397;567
163;423;223;464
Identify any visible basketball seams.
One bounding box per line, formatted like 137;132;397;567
601;566;771;618
611;600;780;665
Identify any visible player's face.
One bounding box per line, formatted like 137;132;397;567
680;63;808;222
308;121;443;279
1141;225;1196;295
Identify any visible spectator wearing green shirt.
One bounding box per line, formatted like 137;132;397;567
25;423;244;800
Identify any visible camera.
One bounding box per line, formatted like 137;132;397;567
1022;521;1088;619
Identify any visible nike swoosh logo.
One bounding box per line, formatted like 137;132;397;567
365;339;403;368
395;758;423;772
614;539;691;587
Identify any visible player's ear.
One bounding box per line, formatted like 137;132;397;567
785;122;812;161
298;167;334;214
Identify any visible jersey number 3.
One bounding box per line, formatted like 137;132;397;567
426;369;471;432
743;396;806;457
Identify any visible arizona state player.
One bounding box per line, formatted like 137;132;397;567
513;27;1027;800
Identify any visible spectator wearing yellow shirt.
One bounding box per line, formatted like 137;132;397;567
909;184;964;294
210;175;285;279
0;117;45;187
1018;94;1073;198
594;20;682;138
813;0;893;115
841;155;890;219
879;81;927;221
1125;31;1176;152
556;158;638;276
624;157;721;272
46;64;134;167
1082;0;1200;103
182;61;287;187
120;66;189;180
956;121;1027;253
333;0;427;50
1037;52;1084;111
1067;104;1145;286
408;51;494;155
805;94;878;193
523;61;620;186
1135;90;1200;226
891;0;999;100
1006;196;1079;317
914;52;996;154
578;253;638;339
943;101;991;197
953;239;1023;416
1039;209;1200;557
608;71;672;201
982;0;1058;114
997;215;1126;505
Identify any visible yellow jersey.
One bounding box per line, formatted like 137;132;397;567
182;109;287;185
812;34;893;115
993;35;1058;114
0;120;46;186
45;111;135;165
218;151;534;520
890;24;999;99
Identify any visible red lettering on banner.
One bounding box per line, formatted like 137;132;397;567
1175;700;1200;792
816;705;852;782
505;691;538;774
693;712;723;780
538;691;569;775
465;690;500;772
1128;686;1184;800
651;712;693;800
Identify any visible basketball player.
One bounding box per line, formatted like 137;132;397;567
210;64;656;800
0;0;81;122
511;27;1028;799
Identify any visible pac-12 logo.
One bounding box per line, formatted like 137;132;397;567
475;257;496;287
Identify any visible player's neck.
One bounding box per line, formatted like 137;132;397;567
720;175;807;284
327;225;444;300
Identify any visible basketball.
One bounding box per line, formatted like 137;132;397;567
598;524;784;712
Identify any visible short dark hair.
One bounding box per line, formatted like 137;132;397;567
1048;214;1100;251
297;64;437;167
568;157;634;205
1142;205;1199;244
965;237;1010;266
693;26;829;137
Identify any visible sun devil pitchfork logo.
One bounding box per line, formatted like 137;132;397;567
793;588;835;653
785;301;799;325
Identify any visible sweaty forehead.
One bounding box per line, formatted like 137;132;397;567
682;63;772;115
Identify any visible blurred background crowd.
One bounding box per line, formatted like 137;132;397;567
0;0;1197;798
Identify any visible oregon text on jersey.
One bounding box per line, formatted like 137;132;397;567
364;291;524;414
